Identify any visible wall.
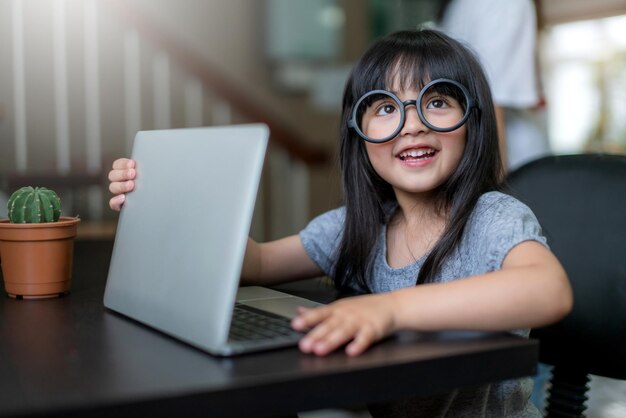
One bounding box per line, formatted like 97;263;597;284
128;0;373;218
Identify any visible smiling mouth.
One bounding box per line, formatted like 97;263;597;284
398;148;437;161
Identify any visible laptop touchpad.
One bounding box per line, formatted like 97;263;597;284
240;297;322;319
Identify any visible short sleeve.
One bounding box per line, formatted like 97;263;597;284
298;207;345;276
468;193;548;272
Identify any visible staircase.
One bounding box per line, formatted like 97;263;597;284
0;0;330;241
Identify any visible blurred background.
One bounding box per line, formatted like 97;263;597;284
0;0;625;241
1;2;625;417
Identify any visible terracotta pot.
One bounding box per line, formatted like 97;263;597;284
0;217;80;299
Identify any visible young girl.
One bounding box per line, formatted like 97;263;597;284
108;29;572;417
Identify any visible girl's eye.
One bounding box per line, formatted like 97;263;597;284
426;97;449;109
375;103;398;116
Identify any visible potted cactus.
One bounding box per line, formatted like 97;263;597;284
0;186;80;299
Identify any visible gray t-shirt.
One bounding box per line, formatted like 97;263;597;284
299;191;545;417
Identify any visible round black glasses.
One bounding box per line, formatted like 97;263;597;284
348;78;479;143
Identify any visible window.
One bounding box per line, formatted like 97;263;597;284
542;14;626;154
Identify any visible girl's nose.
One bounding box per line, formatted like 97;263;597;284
400;105;428;136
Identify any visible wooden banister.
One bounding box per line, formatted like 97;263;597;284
2;173;103;191
105;0;329;166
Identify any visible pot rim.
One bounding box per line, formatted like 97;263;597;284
0;216;81;229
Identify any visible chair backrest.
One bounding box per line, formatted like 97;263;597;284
507;154;626;416
508;154;626;377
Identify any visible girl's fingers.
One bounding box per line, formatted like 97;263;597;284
112;158;135;170
300;315;340;342
109;180;135;196
108;168;136;182
292;306;327;330
296;309;359;355
299;322;349;355
346;328;375;357
293;297;390;356
109;194;126;211
308;326;356;356
108;159;136;203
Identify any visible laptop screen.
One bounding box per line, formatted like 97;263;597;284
104;124;269;354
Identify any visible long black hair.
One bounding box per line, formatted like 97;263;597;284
333;29;502;291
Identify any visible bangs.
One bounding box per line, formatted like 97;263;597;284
350;32;472;101
384;55;430;92
384;51;470;94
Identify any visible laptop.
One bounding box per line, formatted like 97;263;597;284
103;124;322;356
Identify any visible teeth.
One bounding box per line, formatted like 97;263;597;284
399;148;434;158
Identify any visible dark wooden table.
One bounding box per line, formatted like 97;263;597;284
0;239;538;417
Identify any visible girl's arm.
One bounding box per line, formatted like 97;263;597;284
293;240;572;356
242;236;324;285
391;240;572;330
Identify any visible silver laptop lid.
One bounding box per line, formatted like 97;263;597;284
104;124;269;354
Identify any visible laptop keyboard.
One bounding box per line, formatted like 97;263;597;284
229;304;303;342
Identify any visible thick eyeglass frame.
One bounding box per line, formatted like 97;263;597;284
348;78;479;143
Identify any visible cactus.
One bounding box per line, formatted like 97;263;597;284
7;186;62;223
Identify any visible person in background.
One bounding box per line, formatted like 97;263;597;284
108;29;572;417
436;0;554;409
436;0;551;171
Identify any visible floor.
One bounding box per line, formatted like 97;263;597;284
299;375;626;418
586;376;626;418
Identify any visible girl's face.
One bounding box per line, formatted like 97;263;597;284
363;83;466;199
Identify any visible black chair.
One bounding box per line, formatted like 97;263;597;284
507;154;626;417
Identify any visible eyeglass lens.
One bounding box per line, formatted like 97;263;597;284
355;80;469;142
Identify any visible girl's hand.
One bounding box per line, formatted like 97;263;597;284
108;158;136;211
292;293;398;357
